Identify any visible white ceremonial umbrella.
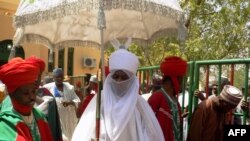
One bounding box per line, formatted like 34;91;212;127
13;0;184;81
12;1;185;139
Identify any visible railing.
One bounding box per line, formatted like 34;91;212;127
191;58;250;125
137;66;160;94
137;58;250;126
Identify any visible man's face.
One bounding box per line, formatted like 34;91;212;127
212;85;218;95
54;74;64;85
110;70;132;96
12;83;37;107
111;70;129;82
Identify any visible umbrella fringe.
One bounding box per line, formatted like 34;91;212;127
20;34;100;50
14;0;182;28
16;28;179;50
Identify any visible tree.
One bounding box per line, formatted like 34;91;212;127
105;0;250;67
182;0;250;61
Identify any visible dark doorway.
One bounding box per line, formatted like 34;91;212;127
0;39;25;66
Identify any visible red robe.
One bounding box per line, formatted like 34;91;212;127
148;91;182;141
76;94;95;118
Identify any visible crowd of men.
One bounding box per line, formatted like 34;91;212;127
0;43;249;141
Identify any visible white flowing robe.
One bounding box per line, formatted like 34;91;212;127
44;82;80;141
72;75;164;141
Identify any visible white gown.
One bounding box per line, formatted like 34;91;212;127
72;74;164;141
44;82;80;141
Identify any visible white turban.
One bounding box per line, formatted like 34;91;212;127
109;49;139;74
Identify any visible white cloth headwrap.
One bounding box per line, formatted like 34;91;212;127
109;38;138;74
103;73;138;140
109;49;139;75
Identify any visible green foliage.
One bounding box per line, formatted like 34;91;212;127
105;0;250;68
233;65;247;89
182;0;250;61
24;0;35;4
105;38;183;67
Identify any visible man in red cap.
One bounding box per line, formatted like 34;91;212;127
0;56;47;111
0;57;53;141
1;56;62;141
148;56;188;141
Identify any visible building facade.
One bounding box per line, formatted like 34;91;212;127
0;0;103;79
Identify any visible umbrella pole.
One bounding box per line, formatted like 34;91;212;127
8;46;16;61
95;29;104;141
96;0;106;140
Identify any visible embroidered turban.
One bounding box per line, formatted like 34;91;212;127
0;57;40;93
109;49;139;75
220;85;243;105
160;56;187;95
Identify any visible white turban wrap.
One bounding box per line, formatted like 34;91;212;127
109;49;139;74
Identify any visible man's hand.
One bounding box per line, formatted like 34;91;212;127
182;111;189;118
194;90;206;101
62;101;75;107
240;100;249;111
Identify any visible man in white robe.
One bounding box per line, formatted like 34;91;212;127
72;41;164;141
43;68;80;141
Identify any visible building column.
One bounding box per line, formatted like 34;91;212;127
55;48;58;68
64;48;68;76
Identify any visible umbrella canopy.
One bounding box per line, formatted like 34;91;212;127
12;1;184;140
13;0;183;49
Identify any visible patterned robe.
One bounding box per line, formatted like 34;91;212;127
148;90;182;141
0;108;53;141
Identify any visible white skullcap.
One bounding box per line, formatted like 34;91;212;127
90;75;97;83
220;85;243;105
109;49;139;74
